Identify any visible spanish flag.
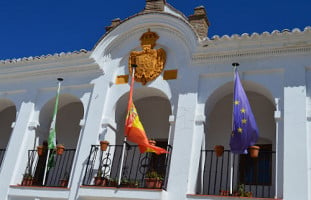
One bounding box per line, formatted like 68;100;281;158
125;71;168;155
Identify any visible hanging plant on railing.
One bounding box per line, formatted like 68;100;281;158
100;140;109;151
37;145;45;156
56;144;65;155
248;145;260;158
214;145;224;157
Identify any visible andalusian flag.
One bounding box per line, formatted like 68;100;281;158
47;80;61;169
125;73;168;155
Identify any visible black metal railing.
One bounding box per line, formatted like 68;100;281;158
22;148;76;187
200;149;276;198
0;149;5;166
82;144;172;190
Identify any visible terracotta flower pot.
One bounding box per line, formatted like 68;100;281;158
37;145;44;156
94;176;103;186
248;145;260;158
21;177;33;186
56;144;65;155
60;179;69;187
148;139;156;146
100;140;109;151
145;178;162;188
214;145;224;157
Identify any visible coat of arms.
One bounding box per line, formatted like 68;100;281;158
129;29;166;85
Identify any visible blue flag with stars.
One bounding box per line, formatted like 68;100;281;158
230;68;259;154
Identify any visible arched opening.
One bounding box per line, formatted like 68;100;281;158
199;81;276;198
115;94;172;145
0;99;16;166
112;88;172;186
30;94;84;187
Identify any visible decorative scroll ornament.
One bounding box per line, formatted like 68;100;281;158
129;29;166;85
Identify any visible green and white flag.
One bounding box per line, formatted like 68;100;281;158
47;81;61;169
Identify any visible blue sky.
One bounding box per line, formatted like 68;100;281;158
0;0;310;60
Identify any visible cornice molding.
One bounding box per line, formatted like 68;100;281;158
0;52;103;80
0;49;89;65
192;45;311;64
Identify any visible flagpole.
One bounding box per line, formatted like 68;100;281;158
117;65;136;186
43;149;50;186
43;77;63;186
230;62;239;195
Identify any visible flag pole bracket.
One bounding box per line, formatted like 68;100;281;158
232;62;239;67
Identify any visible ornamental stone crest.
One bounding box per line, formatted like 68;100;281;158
128;29;166;85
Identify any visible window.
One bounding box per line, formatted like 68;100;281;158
239;144;272;185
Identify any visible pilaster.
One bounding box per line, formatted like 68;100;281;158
0;101;35;199
166;93;198;200
68;76;111;200
283;68;308;200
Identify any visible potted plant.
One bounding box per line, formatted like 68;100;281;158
219;190;229;196
108;178;118;187
248;145;260;158
21;173;33;186
129;179;139;188
94;169;103;186
37;145;45;156
120;178;130;187
144;170;163;188
214;145;224;157
100;140;109;151
59;172;69;187
56;144;65;155
234;184;253;197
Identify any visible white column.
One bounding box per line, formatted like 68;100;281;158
166;93;198;200
306;97;311;200
274;98;281;199
68;76;111;200
283;70;308;199
0;101;35;199
187;114;205;193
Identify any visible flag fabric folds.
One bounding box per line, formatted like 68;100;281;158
47;82;61;169
230;69;259;154
125;73;168;155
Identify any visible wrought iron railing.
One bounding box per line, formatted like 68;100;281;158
82;144;172;190
0;149;5;166
200;149;276;198
22;148;76;187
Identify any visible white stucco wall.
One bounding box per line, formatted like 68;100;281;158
0;4;310;200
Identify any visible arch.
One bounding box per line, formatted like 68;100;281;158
199;81;276;196
37;94;84;148
91;13;198;65
0;98;16;149
205;91;276;150
205;80;275;118
115;87;172;145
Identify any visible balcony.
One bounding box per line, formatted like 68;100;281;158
21;148;76;187
82;144;172;189
199;149;276;198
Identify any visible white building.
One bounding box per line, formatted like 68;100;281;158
0;0;310;199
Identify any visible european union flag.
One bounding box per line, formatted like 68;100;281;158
230;68;259;154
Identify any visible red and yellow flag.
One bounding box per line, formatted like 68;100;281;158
125;72;168;155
